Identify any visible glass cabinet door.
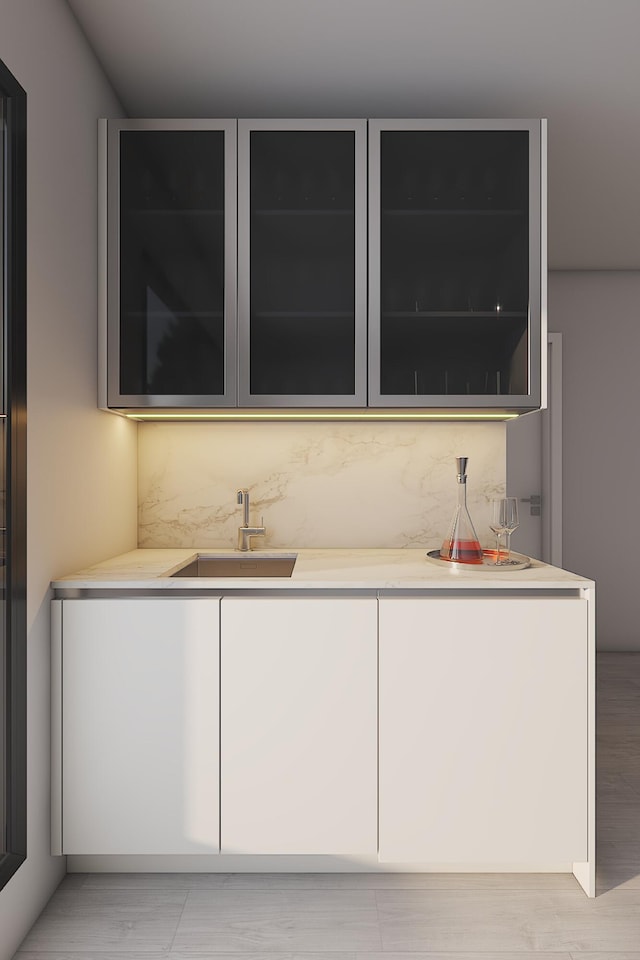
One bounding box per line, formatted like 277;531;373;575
108;120;237;407
238;120;367;407
369;120;544;410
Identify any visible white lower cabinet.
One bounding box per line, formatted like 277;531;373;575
220;596;378;854
53;590;591;876
378;596;588;864
56;598;220;855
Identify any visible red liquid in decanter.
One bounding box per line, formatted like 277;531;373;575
440;537;484;564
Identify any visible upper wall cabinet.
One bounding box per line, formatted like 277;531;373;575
238;120;368;407
100;118;546;416
103;119;237;409
369;120;546;410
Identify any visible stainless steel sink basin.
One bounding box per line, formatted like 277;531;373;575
171;554;297;578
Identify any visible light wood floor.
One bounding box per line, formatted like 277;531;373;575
13;652;640;959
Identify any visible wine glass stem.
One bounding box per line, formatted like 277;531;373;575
495;532;502;563
504;532;511;563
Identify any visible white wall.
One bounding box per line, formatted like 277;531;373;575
0;2;137;957
549;271;640;651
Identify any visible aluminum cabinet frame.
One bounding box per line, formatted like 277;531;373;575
237;118;368;408
368;118;547;412
100;118;238;410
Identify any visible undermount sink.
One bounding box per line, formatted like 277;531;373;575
171;554;297;578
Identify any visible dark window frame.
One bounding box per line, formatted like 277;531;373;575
0;57;27;891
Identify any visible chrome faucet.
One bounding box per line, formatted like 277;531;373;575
236;489;266;552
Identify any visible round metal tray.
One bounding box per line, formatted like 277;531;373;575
426;548;531;572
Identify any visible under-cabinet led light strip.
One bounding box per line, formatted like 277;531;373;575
120;411;519;422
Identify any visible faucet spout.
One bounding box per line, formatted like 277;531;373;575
236;488;266;551
237;488;250;527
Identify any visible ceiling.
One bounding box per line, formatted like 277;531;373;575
66;0;640;270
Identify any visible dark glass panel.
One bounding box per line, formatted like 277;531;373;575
380;130;529;396
249;131;355;396
119;131;225;396
250;315;355;395
381;315;528;397
250;130;355;211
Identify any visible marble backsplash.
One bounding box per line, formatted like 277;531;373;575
138;422;505;550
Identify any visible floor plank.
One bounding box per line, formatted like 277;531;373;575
15;888;187;954
354;954;573;960
171;889;382;952
569;955;640;960
596;773;640;803
14;955;296;960
13;955;358;960
376;887;640;952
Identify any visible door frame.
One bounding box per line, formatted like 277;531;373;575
542;333;562;567
0;55;27;892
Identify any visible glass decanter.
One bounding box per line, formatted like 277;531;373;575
440;457;484;564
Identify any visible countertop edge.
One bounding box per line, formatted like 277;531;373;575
50;547;595;592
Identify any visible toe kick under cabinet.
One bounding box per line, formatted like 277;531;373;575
51;588;593;893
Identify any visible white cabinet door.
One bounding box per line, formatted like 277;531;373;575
379;596;588;864
221;596;377;854
61;598;220;854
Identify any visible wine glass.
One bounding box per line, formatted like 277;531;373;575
502;497;519;563
489;497;519;565
489;499;508;564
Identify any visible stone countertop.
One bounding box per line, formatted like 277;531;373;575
51;547;594;592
